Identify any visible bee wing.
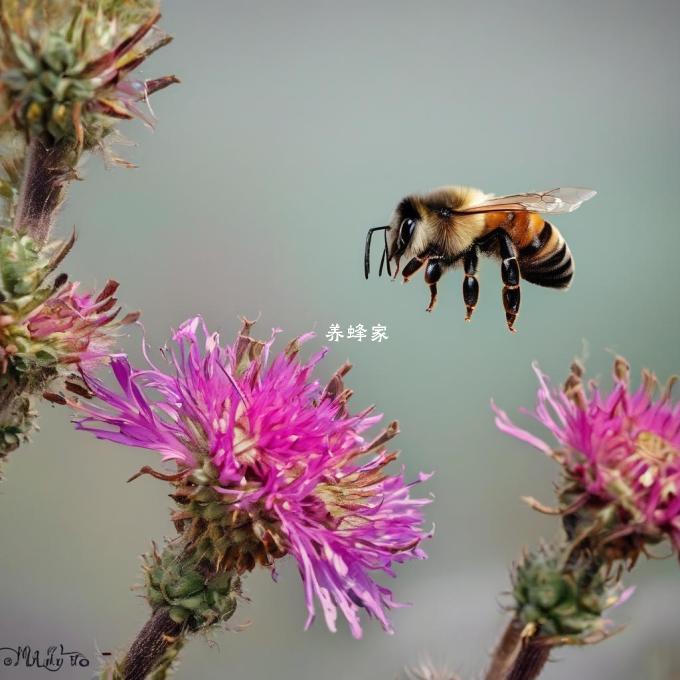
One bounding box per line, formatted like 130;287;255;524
456;187;597;214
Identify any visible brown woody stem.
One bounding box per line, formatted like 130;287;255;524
13;134;75;246
506;640;550;680
485;618;551;680
119;608;184;680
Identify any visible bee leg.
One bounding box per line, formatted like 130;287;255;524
426;283;438;312
425;260;442;312
463;246;480;321
499;232;521;332
402;256;426;282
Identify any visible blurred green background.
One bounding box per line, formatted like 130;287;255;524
2;0;679;678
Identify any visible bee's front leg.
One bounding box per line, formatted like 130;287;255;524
425;260;442;312
498;232;521;332
401;256;426;281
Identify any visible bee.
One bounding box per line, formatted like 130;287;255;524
364;187;596;331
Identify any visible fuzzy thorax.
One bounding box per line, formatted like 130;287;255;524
389;185;489;263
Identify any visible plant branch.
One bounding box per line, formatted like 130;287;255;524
485;618;551;680
13;134;75;246
115;607;184;680
505;639;550;680
485;617;523;680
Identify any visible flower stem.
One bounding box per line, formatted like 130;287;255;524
485;617;523;680
505;640;550;680
485;618;550;680
13;134;74;246
119;608;184;680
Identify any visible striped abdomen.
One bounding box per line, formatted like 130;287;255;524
517;219;574;289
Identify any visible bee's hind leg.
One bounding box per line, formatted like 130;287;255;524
463;246;480;321
425;260;442;312
498;232;521;332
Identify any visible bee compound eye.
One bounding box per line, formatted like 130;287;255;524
398;218;416;249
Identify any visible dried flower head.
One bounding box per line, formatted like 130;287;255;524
494;359;680;563
70;317;431;639
0;0;177;155
25;279;138;365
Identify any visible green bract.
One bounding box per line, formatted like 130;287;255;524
144;541;239;631
512;545;622;643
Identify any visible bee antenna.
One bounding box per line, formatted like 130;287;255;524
383;226;392;277
364;226;390;279
379;248;387;277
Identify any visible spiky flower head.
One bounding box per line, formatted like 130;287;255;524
0;229;135;373
70;316;431;639
511;543;631;646
494;358;680;564
0;0;177;155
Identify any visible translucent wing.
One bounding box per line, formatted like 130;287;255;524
456;187;597;215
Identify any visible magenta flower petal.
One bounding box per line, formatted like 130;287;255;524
495;359;680;555
72;316;431;637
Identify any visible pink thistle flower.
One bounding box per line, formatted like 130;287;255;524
70;317;431;639
26;279;138;366
493;358;680;561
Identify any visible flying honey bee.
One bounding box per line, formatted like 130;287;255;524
364;187;596;331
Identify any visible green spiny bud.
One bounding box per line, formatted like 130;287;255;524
143;541;239;633
512;544;625;643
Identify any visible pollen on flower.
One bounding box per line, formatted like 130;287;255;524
70;316;432;638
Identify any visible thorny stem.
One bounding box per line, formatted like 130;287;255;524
13;134;75;246
117;608;184;680
485;618;551;680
